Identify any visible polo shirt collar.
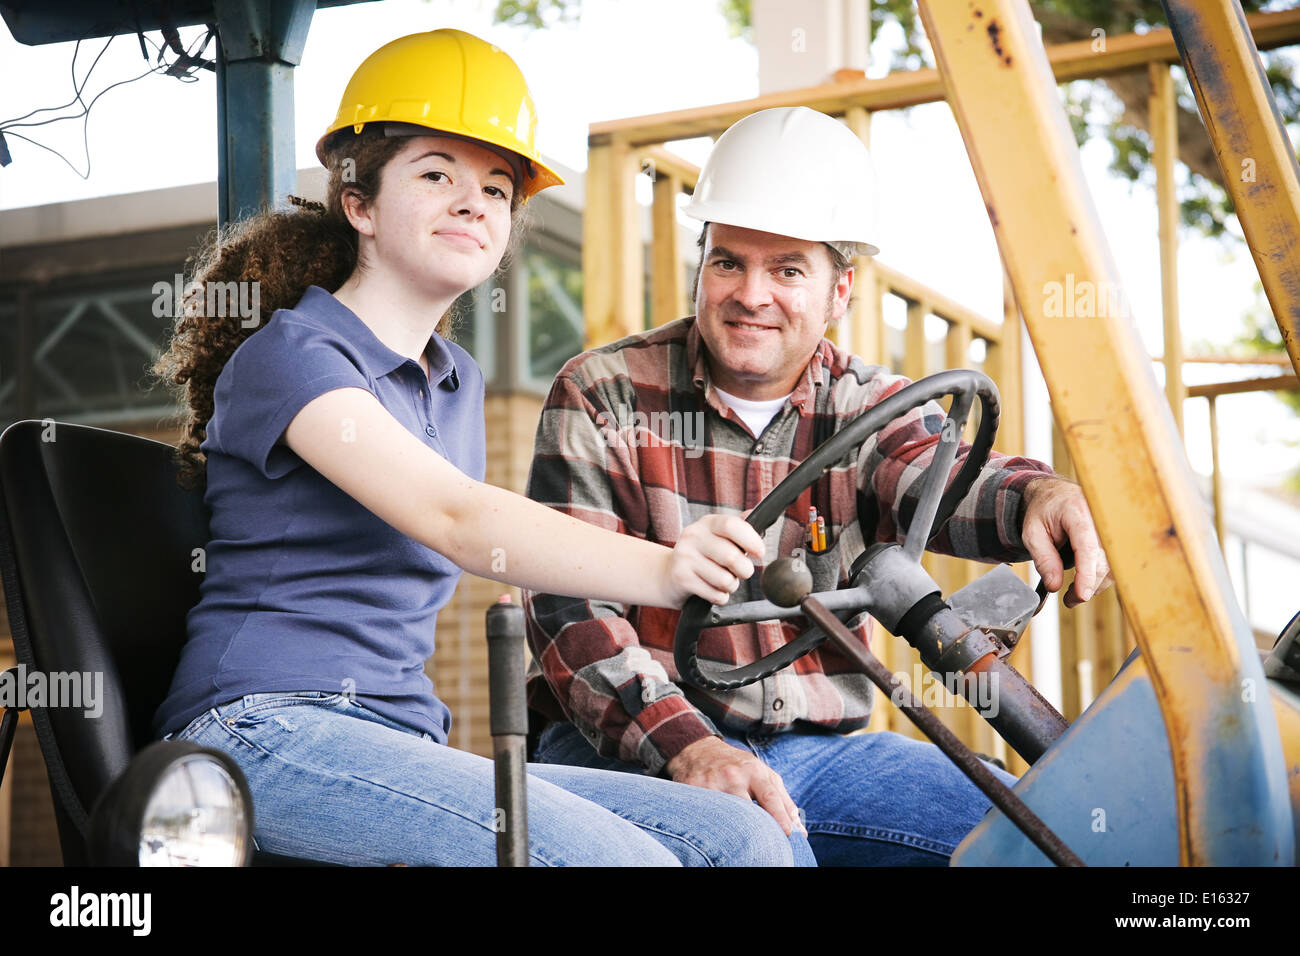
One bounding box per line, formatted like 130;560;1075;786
300;285;460;391
685;315;828;416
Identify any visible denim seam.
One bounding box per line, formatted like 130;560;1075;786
804;819;957;857
205;718;566;867
174;709;219;742
619;823;720;867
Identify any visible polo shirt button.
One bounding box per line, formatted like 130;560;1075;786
425;425;436;437
754;442;763;454
772;698;784;711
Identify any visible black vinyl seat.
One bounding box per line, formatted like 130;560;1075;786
0;419;319;865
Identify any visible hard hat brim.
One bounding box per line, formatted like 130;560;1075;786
314;122;564;199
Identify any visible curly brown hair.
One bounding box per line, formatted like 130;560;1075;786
151;127;529;490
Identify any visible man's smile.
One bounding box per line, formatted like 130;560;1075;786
725;319;780;333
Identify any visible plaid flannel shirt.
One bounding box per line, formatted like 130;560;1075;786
523;317;1054;775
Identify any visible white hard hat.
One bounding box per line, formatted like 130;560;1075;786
683;106;880;256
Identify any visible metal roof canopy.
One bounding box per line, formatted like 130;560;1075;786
0;0;362;43
0;0;379;227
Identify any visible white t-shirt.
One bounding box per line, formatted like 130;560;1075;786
713;385;792;438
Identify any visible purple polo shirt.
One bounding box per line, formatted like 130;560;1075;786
154;285;485;742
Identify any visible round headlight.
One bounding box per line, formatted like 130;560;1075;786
89;741;253;866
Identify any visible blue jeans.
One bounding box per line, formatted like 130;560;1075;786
166;691;807;866
535;720;1022;866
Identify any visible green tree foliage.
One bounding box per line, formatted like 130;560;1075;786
861;0;1298;242
1228;285;1300;414
491;0;579;29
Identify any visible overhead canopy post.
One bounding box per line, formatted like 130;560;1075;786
213;0;316;228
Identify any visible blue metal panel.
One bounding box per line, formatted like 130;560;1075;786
954;647;1296;866
1269;677;1300;854
953;652;1178;866
1189;483;1296;865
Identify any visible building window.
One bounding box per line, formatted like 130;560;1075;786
521;244;584;390
0;271;179;431
452;279;498;385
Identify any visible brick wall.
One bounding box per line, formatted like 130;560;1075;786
430;392;545;757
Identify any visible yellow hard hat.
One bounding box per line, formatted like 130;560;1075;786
316;29;564;200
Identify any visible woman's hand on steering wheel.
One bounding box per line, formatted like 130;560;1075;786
663;514;766;607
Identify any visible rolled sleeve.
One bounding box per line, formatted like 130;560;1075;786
206;318;375;479
856;372;1055;563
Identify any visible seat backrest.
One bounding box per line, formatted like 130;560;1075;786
0;420;208;863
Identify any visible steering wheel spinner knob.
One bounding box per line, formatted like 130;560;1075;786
761;556;814;608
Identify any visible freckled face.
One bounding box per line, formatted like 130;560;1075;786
358;134;517;299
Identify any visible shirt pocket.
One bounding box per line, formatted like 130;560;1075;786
801;526;845;596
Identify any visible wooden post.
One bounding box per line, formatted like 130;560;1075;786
988;264;1025;456
847;259;880;364
945;319;972;369
905;297;958;693
1075;599;1098;711
583;139;614;348
1150;62;1185;435
1207;395;1226;549
1096;585;1129;690
992;263;1032;775
1051;419;1081;721
651;172;686;328
904;300;928;382
843;106;879;361
940;314;986;755
583;136;644;348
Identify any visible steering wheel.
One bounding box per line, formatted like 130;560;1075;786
674;368;1001;691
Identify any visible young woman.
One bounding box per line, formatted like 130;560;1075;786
150;29;808;866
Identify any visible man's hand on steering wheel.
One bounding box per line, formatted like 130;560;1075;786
1020;476;1114;609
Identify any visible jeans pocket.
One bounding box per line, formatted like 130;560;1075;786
226;691;349;729
532;721;576;765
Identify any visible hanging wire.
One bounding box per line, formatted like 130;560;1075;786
0;36;111;127
0;26;215;178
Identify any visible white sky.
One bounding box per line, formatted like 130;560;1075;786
2;0;1298;629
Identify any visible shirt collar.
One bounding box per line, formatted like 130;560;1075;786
299;285;460;391
685;316;828;417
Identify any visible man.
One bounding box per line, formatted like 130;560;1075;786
522;106;1112;865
